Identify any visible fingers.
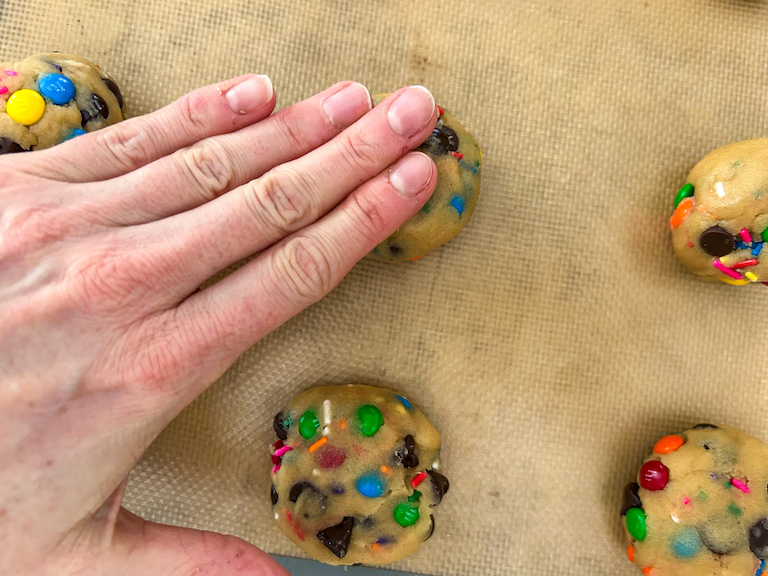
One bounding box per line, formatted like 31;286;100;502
12;74;276;183
83;81;373;225
125;86;437;301
124;151;435;404
110;509;290;576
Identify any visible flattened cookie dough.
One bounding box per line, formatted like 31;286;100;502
369;93;481;262
670;139;768;285
270;385;449;565
0;53;124;153
622;424;768;575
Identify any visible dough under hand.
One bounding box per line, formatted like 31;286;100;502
0;53;124;153
622;424;768;575
270;384;449;565
670;139;768;286
369;93;482;263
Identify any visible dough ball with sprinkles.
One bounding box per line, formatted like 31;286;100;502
670;139;768;286
368;93;482;263
270;384;448;565
0;53;125;154
621;424;768;576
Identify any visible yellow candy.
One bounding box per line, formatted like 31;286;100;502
746;271;759;282
6;89;45;125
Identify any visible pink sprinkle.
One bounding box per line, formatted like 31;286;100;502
0;86;7;95
274;445;293;458
683;497;691;506
272;464;281;474
713;259;743;280
5;70;17;76
740;229;753;243
731;478;750;493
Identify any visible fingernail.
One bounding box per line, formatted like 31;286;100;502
226;75;274;115
322;82;372;128
389;152;433;198
386;86;435;137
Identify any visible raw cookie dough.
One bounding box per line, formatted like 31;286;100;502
670;139;768;286
369;93;482;262
0;53;124;153
621;424;768;576
270;384;449;565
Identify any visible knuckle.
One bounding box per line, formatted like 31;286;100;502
273;110;307;151
0;201;72;258
348;192;387;244
95;123;157;172
248;169;312;235
337;130;380;173
270;236;335;306
178;141;236;201
177;92;209;136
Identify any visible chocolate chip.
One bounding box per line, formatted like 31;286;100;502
441;126;459;152
271;485;278;505
273;411;289;440
102;77;124;110
317;516;355;558
389;245;403;256
0;137;25;155
361;516;376;529
750;518;768;559
427;470;450;504
289;482;318;503
699;226;735;257
620;482;642;516
698;515;740;555
80;93;110;125
396;435;419;468
424;516;435;541
692;423;719;430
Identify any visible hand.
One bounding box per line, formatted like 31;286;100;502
0;75;437;575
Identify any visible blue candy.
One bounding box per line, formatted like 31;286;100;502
38;74;76;105
670;527;701;558
62;128;86;143
450;196;465;216
356;473;386;498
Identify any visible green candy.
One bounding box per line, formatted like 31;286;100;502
761;227;768;243
674;183;694;208
408;490;422;503
625;507;647;541
394;503;420;527
357;405;384;437
299;410;319;439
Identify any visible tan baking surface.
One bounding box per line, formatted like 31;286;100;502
5;0;768;574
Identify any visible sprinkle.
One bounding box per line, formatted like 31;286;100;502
627;544;635;562
395;395;412;409
731;259;758;269
754;243;765;257
728;503;742;516
272;464;281;474
411;471;428;488
670;197;694;229
641;568;653;575
323;399;331;426
381;465;391;474
274;445;293;458
5;70;17;76
285;510;305;540
713;260;743;280
410;255;423;261
683;497;691;506
736;241;749;250
746;272;759;282
339;419;347;430
450;196;465;215
740;229;753;243
436;105;444;116
308;437;328;453
371;543;382;551
757;559;766;576
271;440;284;451
0;86;7;95
451;151;464;159
731;478;750;493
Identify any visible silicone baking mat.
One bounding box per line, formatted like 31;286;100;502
5;0;768;574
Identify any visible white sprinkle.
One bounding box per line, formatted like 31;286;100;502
432;461;440;470
323;399;331;432
274;512;279;520
671;514;680;524
716;181;725;198
312;468;320;476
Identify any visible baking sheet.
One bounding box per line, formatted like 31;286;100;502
5;0;768;574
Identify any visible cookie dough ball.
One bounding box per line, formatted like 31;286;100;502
621;424;768;575
270;385;449;565
0;53;124;153
670;139;768;286
369;93;481;262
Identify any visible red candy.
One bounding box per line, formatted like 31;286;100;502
639;460;669;491
318;445;346;469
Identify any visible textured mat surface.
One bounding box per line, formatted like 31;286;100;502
4;1;768;574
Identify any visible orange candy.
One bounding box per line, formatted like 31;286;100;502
653;434;685;454
670;197;694;229
627;544;635;562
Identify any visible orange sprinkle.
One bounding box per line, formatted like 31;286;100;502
381;465;391;474
410;255;423;261
642;567;653;575
285;510;305;540
670;197;694;229
371;543;382;551
308;437;328;453
339;419;347;430
653;435;685;455
627;544;635;563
